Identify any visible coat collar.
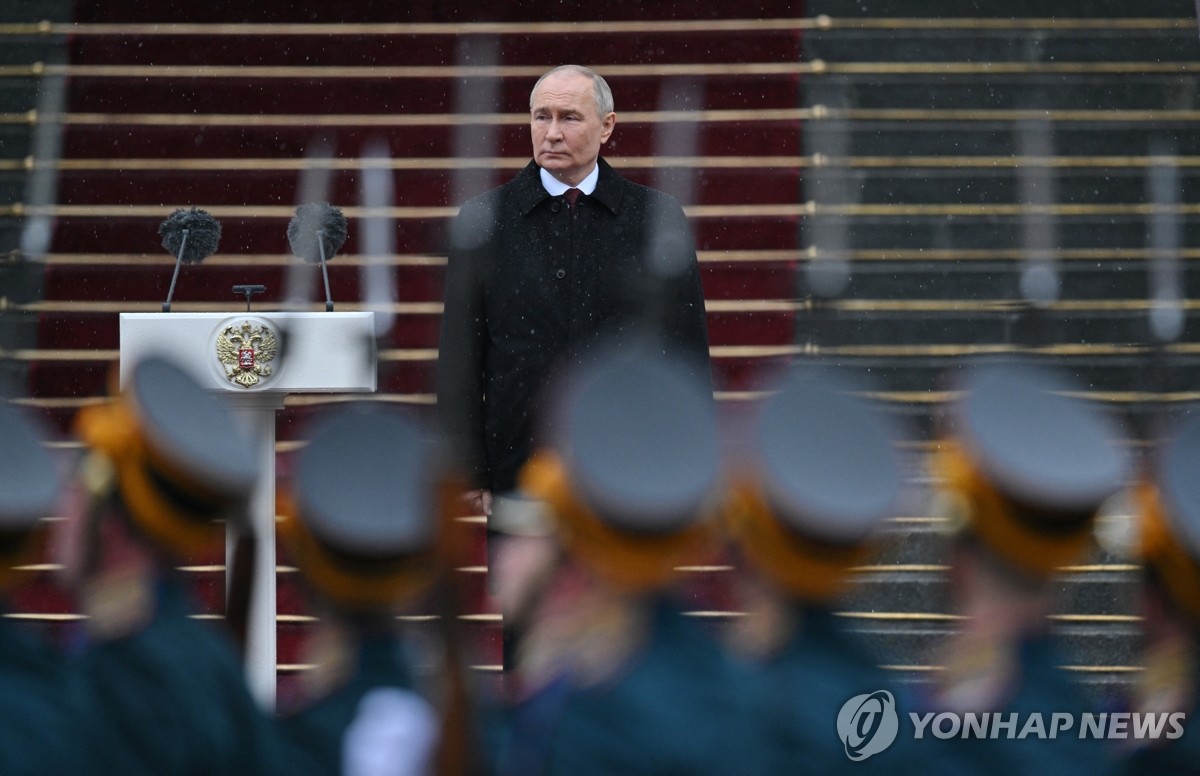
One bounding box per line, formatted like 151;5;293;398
515;157;625;216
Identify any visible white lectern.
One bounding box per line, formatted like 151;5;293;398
119;312;377;707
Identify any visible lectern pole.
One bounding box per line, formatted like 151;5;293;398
227;394;284;708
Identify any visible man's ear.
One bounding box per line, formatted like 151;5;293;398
600;112;617;145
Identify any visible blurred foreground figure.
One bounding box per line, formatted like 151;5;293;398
722;366;918;774
1120;412;1200;773
490;345;746;775
277;405;473;775
60;356;301;775
0;401;86;774
922;362;1130;774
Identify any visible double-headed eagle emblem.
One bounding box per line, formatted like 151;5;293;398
216;321;278;388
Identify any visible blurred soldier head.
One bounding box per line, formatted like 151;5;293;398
0;401;64;595
278;404;449;616
1137;413;1200;623
516;345;720;589
53;356;260;639
933;361;1129;584
724;365;906;606
495;344;720;664
62;356;259;575
929;361;1129;710
490;342;721;696
1131;413;1200;714
277;405;464;776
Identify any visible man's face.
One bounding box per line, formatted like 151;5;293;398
530;71;616;185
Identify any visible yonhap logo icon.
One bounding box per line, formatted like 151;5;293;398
837;690;899;761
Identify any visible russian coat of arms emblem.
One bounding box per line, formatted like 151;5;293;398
216;321;278;388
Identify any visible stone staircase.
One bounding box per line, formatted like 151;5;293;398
0;0;69;399
0;3;804;693
804;0;1200;699
3;0;1198;706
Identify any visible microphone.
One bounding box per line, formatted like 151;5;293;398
159;207;221;312
287;202;348;312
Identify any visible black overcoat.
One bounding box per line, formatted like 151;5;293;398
436;158;711;493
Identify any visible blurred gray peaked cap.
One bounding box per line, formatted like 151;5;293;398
952;361;1130;518
1156;411;1200;558
0;400;62;531
552;344;720;535
753;365;905;545
294;404;437;558
130;355;260;500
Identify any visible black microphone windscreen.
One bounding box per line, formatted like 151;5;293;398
158;207;221;264
287;203;348;263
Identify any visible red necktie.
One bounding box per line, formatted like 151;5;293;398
564;188;580;213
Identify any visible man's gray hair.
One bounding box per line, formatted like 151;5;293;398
529;65;615;116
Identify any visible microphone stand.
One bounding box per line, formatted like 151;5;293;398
318;231;334;312
161;228;189;312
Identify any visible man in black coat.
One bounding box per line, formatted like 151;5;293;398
436;64;711;515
